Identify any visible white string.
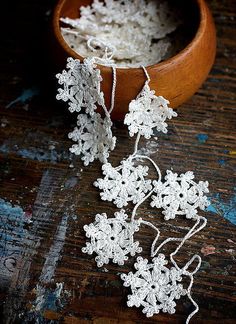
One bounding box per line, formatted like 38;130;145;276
171;217;207;324
151;216;207;259
131;66;152;155
86;44;117;143
87;37;116;60
170;216;207;269
185;276;199;324
87;37;98;52
134;155;162;181
109;65;117;114
99;65;116;165
87;40;117;119
141;65;150;84
131;187;156;222
130;188;161;257
61;28;87;38
140;220;160;256
182;254;202;276
149;216;206;324
133;132;141;155
130;157;162;222
100;101;111;120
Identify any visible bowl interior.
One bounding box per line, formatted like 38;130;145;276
57;0;201;66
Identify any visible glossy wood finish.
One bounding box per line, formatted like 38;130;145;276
53;0;216;119
0;1;236;323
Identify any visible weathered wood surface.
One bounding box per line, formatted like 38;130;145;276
0;1;236;323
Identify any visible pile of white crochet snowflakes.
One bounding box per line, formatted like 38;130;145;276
61;0;180;67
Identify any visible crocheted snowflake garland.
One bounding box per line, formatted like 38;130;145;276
151;170;210;220
124;83;177;139
56;57;104;115
94;159;152;208
121;254;187;317
82;210;142;267
68;113;116;166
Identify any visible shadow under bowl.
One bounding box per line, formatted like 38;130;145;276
52;0;216;120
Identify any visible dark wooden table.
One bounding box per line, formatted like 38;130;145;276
0;1;236;323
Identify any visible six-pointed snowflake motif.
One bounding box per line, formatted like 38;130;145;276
124;83;177;139
56;57;104;115
82;210;142;267
121;254;186;317
68;113;116;165
94;158;152;208
151;170;210;220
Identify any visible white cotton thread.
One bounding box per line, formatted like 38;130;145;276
134;155;162;180
131;188;156;222
109;65;117;114
151;216;207;258
133;132;141;155
142;65;151;84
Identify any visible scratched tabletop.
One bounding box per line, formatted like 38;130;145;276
0;1;236;323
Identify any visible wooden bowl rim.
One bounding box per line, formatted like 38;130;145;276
53;0;208;74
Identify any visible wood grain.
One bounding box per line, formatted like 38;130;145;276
0;0;236;323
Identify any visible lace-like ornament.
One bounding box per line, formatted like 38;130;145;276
94;159;152;208
56;57;104;115
121;254;186;317
68;113;116;166
124;83;177;139
82;210;142;267
151;170;210;220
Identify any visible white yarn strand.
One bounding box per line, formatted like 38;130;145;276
134;154;162;181
142;65;151;84
148;216;207;323
133;132;141;155
131;188;156;222
109;65;117;114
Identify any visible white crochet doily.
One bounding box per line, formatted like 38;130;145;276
56;57;104;115
121;254;187;317
124;83;177;139
82;210;142;267
151;170;210;220
94;158;152;208
68;113;116;166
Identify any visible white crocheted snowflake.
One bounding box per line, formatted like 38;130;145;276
82;210;142;267
56;57;104;115
151;170;210;220
124;84;177;139
68;113;116;165
121;254;187;317
94;159;152;208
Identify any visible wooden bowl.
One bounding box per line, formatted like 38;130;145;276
52;0;216;120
